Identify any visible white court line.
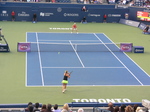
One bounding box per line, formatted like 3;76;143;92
105;33;150;78
94;33;144;86
36;32;45;86
42;67;125;68
25;32;28;87
38;40;105;42
26;84;150;87
69;40;85;68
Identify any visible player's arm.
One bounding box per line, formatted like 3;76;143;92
64;73;70;78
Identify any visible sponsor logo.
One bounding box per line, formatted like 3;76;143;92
40;12;54;17
135;49;144;52
0;10;8;17
73;98;131;103
57;7;62;12
64;13;79;17
121;45;131;51
19;44;29;51
18;12;30;17
88;13;100;17
108;14;121;17
0;47;7;51
143;9;150;12
18;43;30;52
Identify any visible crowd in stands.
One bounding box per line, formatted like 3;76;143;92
24;102;84;112
22;101;150;112
107;102;150;112
1;0;146;8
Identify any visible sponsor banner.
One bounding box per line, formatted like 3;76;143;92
117;4;129;8
139;23;146;30
0;44;9;52
133;46;144;53
120;43;133;52
18;42;31;52
119;19;140;27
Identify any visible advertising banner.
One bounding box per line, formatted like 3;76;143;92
120;43;133;52
18;42;31;52
119;19;140;27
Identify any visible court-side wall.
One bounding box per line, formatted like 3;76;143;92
0;2;148;23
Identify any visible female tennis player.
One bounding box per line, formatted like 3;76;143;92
62;70;70;93
71;23;78;33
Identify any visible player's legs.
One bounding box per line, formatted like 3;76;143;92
62;83;67;93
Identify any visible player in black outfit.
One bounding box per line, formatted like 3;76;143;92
61;71;70;93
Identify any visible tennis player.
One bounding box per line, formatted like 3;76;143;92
62;70;70;93
71;23;78;33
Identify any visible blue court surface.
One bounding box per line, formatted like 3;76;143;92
26;32;150;86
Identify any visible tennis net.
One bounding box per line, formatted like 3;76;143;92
24;42;121;52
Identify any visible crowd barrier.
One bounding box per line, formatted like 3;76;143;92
0;102;143;108
68;102;143;107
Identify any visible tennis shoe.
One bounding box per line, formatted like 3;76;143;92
62;90;65;93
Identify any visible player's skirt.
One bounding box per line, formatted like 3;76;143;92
62;80;68;84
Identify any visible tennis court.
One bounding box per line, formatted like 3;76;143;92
26;32;150;86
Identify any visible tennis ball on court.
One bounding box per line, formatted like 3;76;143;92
58;52;60;54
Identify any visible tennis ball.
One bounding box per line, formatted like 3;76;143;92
58;52;60;54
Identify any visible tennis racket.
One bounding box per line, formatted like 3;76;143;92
69;71;73;76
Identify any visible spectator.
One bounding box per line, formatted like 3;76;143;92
82;6;87;12
28;105;34;112
122;0;127;4
114;106;119;112
133;104;138;112
125;105;134;112
51;0;55;3
11;11;15;21
83;0;89;4
53;104;61;112
107;102;114;112
33;102;40;112
41;104;47;112
128;1;134;6
119;104;126;112
61;103;72;112
78;108;84;112
136;107;144;112
46;104;53;112
25;102;33;111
